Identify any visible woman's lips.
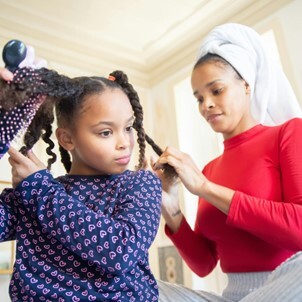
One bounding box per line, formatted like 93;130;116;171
207;113;222;123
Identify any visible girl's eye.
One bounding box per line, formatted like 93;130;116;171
126;126;133;133
99;130;112;137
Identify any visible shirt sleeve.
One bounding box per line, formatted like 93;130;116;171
0;142;10;159
14;169;162;274
165;215;218;277
0;188;18;242
227;118;302;250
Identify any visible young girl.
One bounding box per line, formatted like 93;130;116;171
0;67;166;301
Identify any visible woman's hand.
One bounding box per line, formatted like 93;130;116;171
7;146;46;188
153;146;208;196
154;146;235;215
150;155;182;233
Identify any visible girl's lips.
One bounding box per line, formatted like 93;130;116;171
115;155;131;165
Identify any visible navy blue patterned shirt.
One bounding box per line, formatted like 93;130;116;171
0;169;162;301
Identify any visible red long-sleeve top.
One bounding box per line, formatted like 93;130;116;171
166;118;302;277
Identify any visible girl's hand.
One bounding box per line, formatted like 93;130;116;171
0;67;14;81
153;146;208;196
7;146;46;188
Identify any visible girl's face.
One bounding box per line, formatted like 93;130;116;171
191;61;255;139
63;89;135;175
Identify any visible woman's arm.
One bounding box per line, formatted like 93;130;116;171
227;119;302;250
154;146;235;216
154;153;220;276
155;119;302;252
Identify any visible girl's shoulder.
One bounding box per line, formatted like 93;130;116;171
122;169;161;185
54;170;161;190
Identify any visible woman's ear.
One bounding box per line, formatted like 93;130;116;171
56;128;74;151
245;82;251;94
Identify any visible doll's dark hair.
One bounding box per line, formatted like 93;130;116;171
0;67;172;174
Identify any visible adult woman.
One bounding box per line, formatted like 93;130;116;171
155;23;302;301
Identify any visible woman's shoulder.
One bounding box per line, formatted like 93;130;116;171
281;117;302;127
276;117;302;134
269;118;302;146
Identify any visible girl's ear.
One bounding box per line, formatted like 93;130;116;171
56;128;74;151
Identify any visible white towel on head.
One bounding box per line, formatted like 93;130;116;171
196;23;302;125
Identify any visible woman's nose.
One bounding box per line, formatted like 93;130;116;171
200;97;215;112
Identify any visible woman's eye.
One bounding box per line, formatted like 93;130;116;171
196;97;203;103
213;88;223;95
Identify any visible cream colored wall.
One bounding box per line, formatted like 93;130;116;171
255;0;302;104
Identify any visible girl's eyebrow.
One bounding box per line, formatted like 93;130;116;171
92;116;135;127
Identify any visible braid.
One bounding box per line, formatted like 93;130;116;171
145;134;163;156
110;71;146;169
145;134;177;177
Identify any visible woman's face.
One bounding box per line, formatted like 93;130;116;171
191;61;254;139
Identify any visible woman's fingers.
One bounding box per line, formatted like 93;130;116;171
153;146;207;196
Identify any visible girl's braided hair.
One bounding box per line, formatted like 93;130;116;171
0;67;176;176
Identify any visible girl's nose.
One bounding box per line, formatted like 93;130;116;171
117;133;130;149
